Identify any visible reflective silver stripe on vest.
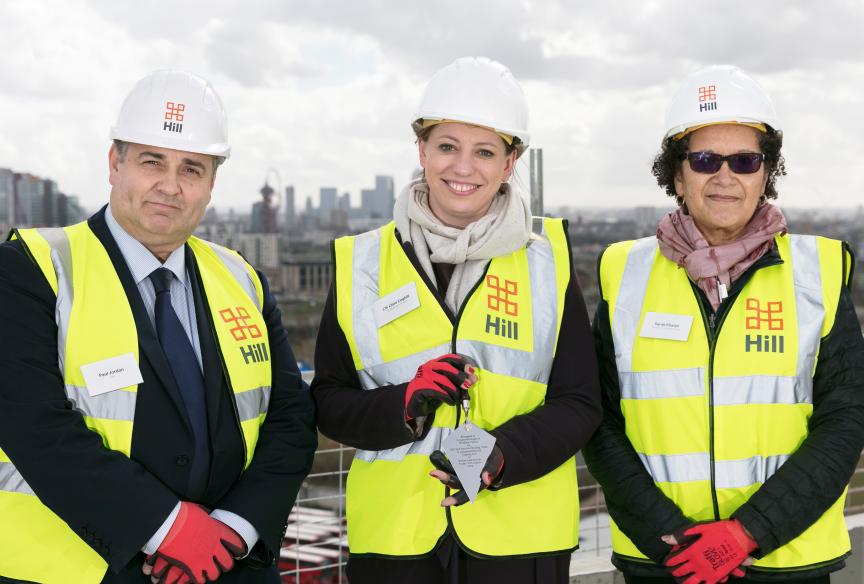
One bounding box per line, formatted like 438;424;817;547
35;228;74;374
234;386;272;422
36;228;139;420
611;237;657;374
456;341;549;383
640;453;790;487
65;385;137;421
715;455;790;489
203;241;262;310
349;227;562;461
457;236;559;383
613;236;823;407
358;343;451;390
713;375;812;405
356;344;451;462
639;452;710;483
620;368;705;399
350;229;384;370
523;233;559;381
790;235;824;385
0;461;35;496
353;426;453;463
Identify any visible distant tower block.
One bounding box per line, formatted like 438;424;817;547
284;185;296;229
259;181;278;233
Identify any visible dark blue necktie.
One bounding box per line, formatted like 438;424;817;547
149;267;209;496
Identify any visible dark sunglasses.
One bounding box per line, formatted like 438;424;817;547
681;151;765;174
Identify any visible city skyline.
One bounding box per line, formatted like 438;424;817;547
1;1;863;213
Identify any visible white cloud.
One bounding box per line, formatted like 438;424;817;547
1;0;862;214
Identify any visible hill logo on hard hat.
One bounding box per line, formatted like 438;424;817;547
163;101;185;134
698;85;717;113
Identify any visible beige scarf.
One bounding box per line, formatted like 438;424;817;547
393;174;532;314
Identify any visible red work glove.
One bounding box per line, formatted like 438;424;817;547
666;544;746;584
151;564;191;584
429;444;505;506
404;354;471;420
148;502;247;584
664;519;757;584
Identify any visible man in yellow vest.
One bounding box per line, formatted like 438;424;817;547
584;65;864;584
0;70;316;584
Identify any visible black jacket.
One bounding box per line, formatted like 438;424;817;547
583;242;864;581
0;208;317;583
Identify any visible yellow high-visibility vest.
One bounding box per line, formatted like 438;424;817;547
0;221;272;584
599;233;850;571
334;218;577;557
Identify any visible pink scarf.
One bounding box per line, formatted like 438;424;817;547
656;203;788;310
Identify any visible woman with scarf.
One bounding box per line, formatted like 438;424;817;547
311;57;601;584
584;65;864;584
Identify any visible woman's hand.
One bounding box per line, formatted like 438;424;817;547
429;445;504;506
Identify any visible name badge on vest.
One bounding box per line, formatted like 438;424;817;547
80;353;144;396
639;312;693;342
373;281;421;328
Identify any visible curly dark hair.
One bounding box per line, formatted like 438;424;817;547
651;126;786;203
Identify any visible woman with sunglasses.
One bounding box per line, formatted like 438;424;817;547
311;57;601;583
584;64;864;584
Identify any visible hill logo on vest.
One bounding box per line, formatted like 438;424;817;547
485;275;519;341
219;307;269;364
744;298;785;353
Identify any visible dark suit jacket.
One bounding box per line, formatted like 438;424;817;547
0;208;316;582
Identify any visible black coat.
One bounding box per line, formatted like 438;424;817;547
583;242;864;581
0;208;317;583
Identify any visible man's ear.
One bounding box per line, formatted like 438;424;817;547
108;144;121;187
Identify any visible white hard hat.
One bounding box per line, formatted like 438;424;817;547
412;57;530;155
111;70;231;159
663;65;779;142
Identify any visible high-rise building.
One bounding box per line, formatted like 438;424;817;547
360;187;375;217
213;233;279;269
33;179;59;227
319;187;337;220
0;168;14;227
375;175;394;217
360;175;395;219
14;174;43;226
250;201;264;233
57;194;84;226
284;185;296;228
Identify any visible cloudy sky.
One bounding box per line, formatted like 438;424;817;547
1;0;863;215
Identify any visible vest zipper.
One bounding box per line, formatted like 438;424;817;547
693;285;732;522
443;262;492;542
691;251;783;521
